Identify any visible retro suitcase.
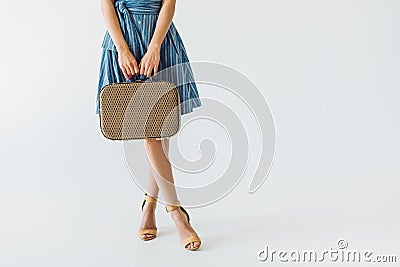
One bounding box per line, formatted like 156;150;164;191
98;81;181;140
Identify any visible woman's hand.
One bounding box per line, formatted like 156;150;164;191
117;48;140;80
139;45;161;78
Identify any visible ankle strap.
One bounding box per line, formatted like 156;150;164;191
144;193;158;204
165;200;181;212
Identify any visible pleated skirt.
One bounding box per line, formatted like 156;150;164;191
95;3;202;115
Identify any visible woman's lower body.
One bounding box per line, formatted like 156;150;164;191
96;6;202;250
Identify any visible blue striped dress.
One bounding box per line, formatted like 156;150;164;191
95;0;202;115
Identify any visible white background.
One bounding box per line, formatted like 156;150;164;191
0;0;399;266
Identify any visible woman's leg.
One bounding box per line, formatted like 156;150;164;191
138;148;160;240
144;137;200;249
144;137;179;204
146;157;160;199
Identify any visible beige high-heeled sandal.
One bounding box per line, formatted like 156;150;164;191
165;201;201;251
138;193;158;241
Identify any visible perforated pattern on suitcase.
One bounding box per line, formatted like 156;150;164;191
98;81;181;140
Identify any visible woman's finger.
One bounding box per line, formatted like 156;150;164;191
127;62;135;78
125;62;133;76
143;64;149;78
146;66;152;78
130;59;139;74
153;65;158;76
132;61;140;76
139;61;145;75
126;68;132;80
121;66;129;80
